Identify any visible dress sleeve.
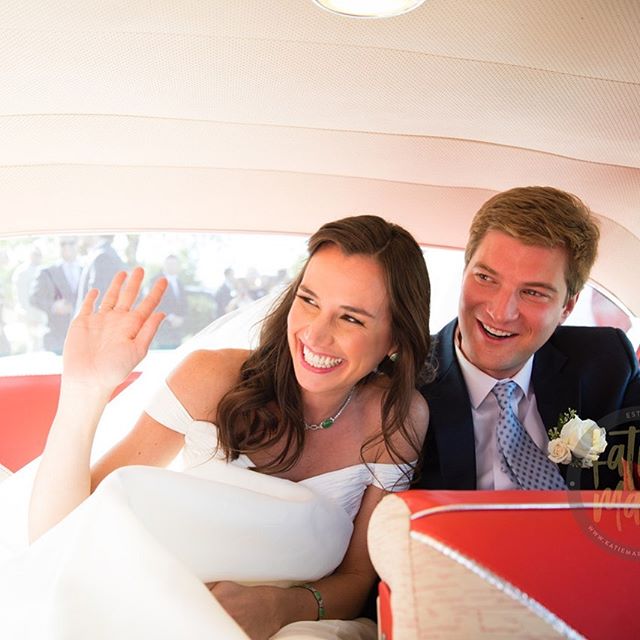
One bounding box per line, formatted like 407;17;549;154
144;380;195;435
369;463;415;492
144;380;230;470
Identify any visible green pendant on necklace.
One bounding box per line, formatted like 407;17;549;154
304;388;355;431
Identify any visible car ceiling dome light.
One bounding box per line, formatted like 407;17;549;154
312;0;426;18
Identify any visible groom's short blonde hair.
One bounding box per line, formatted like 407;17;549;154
465;186;600;299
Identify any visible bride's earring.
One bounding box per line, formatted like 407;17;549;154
389;352;398;362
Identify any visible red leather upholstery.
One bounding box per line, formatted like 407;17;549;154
0;373;139;472
370;489;640;639
377;580;393;640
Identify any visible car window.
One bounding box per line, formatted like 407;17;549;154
0;232;307;371
0;233;637;373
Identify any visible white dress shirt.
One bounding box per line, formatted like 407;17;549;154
454;339;551;489
62;261;81;293
165;273;180;297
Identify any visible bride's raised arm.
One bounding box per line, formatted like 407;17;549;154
28;268;168;542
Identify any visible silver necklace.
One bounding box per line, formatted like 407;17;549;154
304;388;355;431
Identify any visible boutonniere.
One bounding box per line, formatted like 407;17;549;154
547;408;607;468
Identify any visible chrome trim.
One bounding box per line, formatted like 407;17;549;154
410;500;640;521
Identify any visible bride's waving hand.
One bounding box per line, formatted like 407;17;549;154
62;268;167;389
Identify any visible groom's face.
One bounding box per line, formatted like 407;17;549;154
458;230;577;379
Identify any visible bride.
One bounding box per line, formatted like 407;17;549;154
1;215;431;639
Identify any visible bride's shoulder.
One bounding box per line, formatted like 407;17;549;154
175;348;250;373
166;348;250;420
364;377;429;426
362;379;429;461
408;389;429;439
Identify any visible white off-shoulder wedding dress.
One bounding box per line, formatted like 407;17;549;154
0;293;411;640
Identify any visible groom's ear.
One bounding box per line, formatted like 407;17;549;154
559;293;579;324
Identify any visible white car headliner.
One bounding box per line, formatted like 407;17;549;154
1;1;638;313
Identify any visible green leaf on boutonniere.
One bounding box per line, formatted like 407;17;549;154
548;407;578;440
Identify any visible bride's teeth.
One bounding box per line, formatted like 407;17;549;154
482;323;514;338
303;345;343;369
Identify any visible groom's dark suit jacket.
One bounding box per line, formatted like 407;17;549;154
416;319;640;491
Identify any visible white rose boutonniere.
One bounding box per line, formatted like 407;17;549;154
547;409;607;468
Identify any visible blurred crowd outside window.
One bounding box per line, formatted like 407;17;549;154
0;232;306;360
0;235;637;364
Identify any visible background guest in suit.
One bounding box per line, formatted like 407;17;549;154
151;254;189;349
12;246;47;351
76;235;125;310
30;238;82;355
418;186;639;492
213;267;236;318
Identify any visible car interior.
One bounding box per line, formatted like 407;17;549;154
0;1;638;638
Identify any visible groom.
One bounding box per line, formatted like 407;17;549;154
417;185;640;492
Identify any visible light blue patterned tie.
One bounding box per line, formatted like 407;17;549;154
492;381;566;490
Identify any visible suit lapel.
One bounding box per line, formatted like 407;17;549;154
531;337;580;430
532;337;583;485
425;321;477;489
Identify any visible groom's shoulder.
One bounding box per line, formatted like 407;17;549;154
548;324;626;349
545;325;636;368
428;319;456;355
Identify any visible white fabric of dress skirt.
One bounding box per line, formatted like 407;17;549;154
0;292;409;639
0;464;355;639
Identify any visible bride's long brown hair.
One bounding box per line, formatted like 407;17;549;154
214;215;431;474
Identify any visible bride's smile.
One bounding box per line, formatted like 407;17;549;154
287;244;396;408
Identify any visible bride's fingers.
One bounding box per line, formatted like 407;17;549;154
133;276;168;320
135;311;165;351
77;288;99;316
113;267;145;311
98;271;128;312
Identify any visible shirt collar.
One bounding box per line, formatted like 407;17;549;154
454;327;534;409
